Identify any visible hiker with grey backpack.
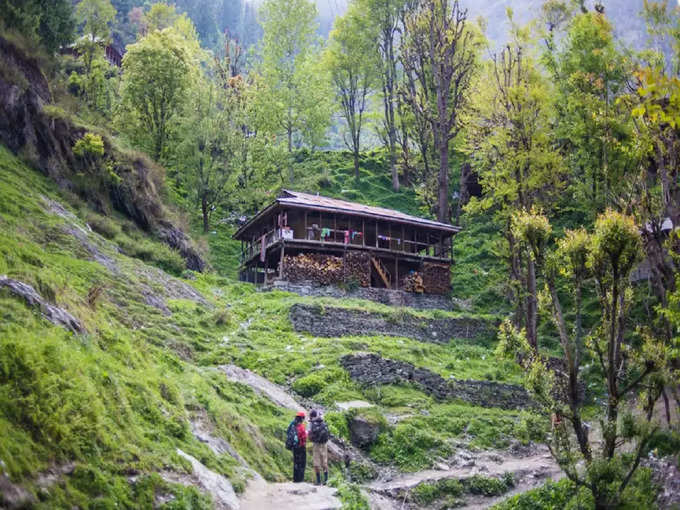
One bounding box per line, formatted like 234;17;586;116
308;409;330;485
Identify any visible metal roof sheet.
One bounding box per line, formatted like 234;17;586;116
232;190;460;239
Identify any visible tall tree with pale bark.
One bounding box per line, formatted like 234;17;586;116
401;0;478;222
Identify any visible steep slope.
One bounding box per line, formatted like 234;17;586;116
1;146;553;509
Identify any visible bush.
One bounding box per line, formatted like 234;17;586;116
515;411;548;444
324;411;350;440
465;473;514;496
412;478;464;505
87;214;121;240
73;133;105;159
292;373;325;398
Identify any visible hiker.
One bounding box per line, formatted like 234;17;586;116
286;411;307;482
309;409;330;485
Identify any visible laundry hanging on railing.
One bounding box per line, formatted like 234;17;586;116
321;227;331;239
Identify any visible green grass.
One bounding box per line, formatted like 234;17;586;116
0;144;549;506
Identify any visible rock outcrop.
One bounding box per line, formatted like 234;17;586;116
290;303;492;343
163;449;239;510
341;353;533;410
0;275;85;333
349;414;382;448
0;36;204;272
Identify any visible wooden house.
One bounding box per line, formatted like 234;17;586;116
233;190;461;294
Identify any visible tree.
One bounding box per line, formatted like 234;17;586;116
76;0;116;75
549;9;635;214
401;0;478;223
0;0;75;53
502;209;664;510
118;26;197;162
253;0;331;182
178;73;249;232
357;0;406;191
465;25;564;349
324;5;376;181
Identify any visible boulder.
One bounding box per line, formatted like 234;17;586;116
349;414;382;448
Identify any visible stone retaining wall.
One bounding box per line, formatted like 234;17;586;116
290;303;492;343
267;280;454;311
340;353;533;410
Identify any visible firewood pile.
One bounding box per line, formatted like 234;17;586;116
422;263;450;294
282;254;343;284
343;252;370;287
401;272;424;293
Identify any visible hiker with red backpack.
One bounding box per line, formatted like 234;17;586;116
309;409;330;485
286;411;307;482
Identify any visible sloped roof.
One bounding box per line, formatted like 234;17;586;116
233;189;460;239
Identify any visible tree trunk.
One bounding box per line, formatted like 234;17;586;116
353;149;360;181
201;196;210;233
526;256;537;350
437;138;449;223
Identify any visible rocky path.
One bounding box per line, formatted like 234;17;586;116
367;445;562;509
239;478;341;510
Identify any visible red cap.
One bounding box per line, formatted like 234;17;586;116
296;411;306;417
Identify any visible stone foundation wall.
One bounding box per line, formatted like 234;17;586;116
340;353;533;410
269;280;454;311
289;303;492;343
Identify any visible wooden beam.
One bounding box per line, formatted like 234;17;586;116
279;242;285;279
375;221;378;248
362;219;365;246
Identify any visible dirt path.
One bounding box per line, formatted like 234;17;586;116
367;445;562;509
239;477;341;510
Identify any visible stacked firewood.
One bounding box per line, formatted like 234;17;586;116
282;254;343;284
422;263;450;294
401;272;425;293
344;252;370;287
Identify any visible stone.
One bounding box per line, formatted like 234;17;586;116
335;400;374;412
349;414;381;448
290;303;492;344
218;364;303;412
269;280;454;311
340;353;533;410
0;474;35;509
0;275;85;334
173;449;239;510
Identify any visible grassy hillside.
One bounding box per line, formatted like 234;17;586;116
0;145;547;508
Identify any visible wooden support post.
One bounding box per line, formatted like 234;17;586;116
264;253;269;284
362;219;365;246
389;223;392;251
375;221;379;248
304;211;308;239
395;256;399;290
401;225;405;252
279;242;285;279
450;235;454;262
334;214;337;243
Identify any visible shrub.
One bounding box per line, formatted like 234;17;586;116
73;133;105;159
292;373;325;398
324;411;350;440
412;478;464;505
465;474;513;496
87;214;121;240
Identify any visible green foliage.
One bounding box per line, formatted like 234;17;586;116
118;25;198;161
412;478;464;505
0;0;75;53
466;473;514;496
328;477;370;510
253;0;332;157
292;373;326;398
73;133;105;159
492;478;580;509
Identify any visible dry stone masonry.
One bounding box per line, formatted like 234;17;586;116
269;279;455;310
341;353;533;410
290;303;491;343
